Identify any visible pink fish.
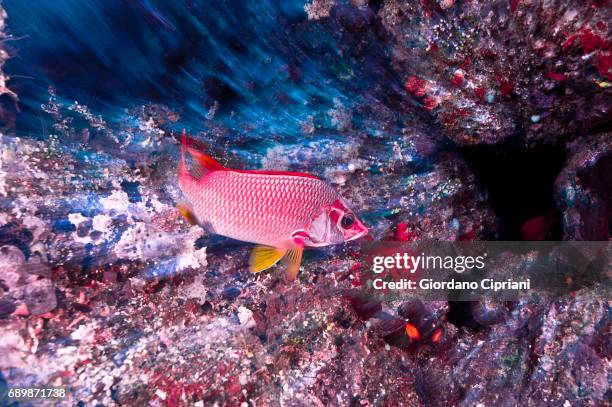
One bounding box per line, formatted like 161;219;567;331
177;131;368;280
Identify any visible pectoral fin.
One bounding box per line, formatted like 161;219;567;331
250;246;286;273
283;246;303;282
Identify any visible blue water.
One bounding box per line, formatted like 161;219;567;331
4;0;417;154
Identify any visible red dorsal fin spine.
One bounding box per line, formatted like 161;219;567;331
187;147;226;173
180;129;319;180
179;129;226;180
180;129;188;174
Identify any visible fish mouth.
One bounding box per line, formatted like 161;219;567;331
346;227;368;242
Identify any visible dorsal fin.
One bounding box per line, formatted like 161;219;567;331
180;129;226;180
180;129;188;175
180;129;320;180
231;169;320;179
187;147;226;173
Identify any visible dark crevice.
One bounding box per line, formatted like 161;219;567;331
458;141;567;240
447;301;486;332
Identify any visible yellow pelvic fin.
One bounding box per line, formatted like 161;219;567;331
283;246;303;282
177;203;198;226
250;246;286;273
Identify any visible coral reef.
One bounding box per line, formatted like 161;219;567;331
0;0;610;406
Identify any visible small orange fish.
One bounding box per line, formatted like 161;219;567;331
177;131;368;280
405;322;420;341
430;328;442;343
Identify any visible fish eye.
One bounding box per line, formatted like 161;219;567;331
340;214;355;229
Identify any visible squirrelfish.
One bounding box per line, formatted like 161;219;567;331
177;131;368;280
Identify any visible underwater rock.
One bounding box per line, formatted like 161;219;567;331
13;278;57;316
0;1;609;405
345;153;497;241
0;244;25;290
0;299;16;318
376;0;611;146
0;244;56;315
512;2;612;145
441;290;610;406
378;0;519;145
555;132;611;240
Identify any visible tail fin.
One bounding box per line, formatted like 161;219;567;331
179;129;226;180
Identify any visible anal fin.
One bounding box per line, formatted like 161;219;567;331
283;246;303;282
250;246;286;273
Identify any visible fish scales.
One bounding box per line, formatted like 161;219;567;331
180;170;338;247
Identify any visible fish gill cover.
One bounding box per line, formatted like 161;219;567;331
0;0;610;406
